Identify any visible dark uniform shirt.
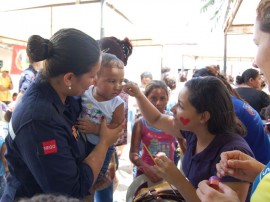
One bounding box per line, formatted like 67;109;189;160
2;74;93;201
18;65;38;93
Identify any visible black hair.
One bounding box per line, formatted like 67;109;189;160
26;35;50;63
193;67;244;101
98;37;133;66
161;66;171;74
185;76;246;136
144;80;169;98
236;68;259;85
193;68;216;78
4;110;12;122
162;73;176;90
26;28;101;78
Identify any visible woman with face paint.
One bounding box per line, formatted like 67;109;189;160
123;76;253;202
192;67;270;165
196;1;270;201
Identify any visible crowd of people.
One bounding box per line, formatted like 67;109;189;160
0;0;269;202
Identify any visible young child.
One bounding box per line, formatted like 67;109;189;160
0;135;7;198
77;53;125;194
0;109;10;197
130;80;175;183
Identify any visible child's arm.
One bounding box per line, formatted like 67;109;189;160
108;103;125;129
129;119;143;167
1;143;8;173
130;119;162;182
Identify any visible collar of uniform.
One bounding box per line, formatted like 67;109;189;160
28;64;38;74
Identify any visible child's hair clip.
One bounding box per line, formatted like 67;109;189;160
102;48;110;53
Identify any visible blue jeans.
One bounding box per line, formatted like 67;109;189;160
98;145;115;177
94;146;115;202
88;142;115;179
94;182;113;202
0;176;6;198
1;173;20;202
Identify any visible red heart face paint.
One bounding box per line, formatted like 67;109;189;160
179;116;190;125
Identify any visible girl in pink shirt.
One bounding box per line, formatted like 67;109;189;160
130;80;175;183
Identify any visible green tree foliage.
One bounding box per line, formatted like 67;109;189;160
200;0;235;30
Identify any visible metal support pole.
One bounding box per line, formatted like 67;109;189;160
50;6;53;36
224;33;227;76
100;0;105;38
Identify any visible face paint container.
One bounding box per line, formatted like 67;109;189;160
209;176;220;190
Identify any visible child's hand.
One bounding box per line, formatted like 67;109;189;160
77;118;99;135
122;81;141;97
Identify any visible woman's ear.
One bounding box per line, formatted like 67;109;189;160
248;77;258;88
248;77;255;85
63;72;74;87
200;111;210;124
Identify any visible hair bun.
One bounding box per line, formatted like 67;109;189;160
44;39;53;58
27;35;53;62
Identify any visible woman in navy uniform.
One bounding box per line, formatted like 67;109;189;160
1;28;123;201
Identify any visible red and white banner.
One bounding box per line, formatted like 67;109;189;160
11;45;29;75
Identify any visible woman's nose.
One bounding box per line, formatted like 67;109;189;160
252;61;258;68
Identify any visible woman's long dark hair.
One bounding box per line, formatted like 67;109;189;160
185;76;246;136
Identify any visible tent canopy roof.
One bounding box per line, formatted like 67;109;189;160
0;0;258;58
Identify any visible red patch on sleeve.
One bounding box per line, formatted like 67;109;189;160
42;139;57;155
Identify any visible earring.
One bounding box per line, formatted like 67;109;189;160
68;84;72;90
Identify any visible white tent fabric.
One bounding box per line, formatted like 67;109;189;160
0;0;259;71
0;0;216;43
